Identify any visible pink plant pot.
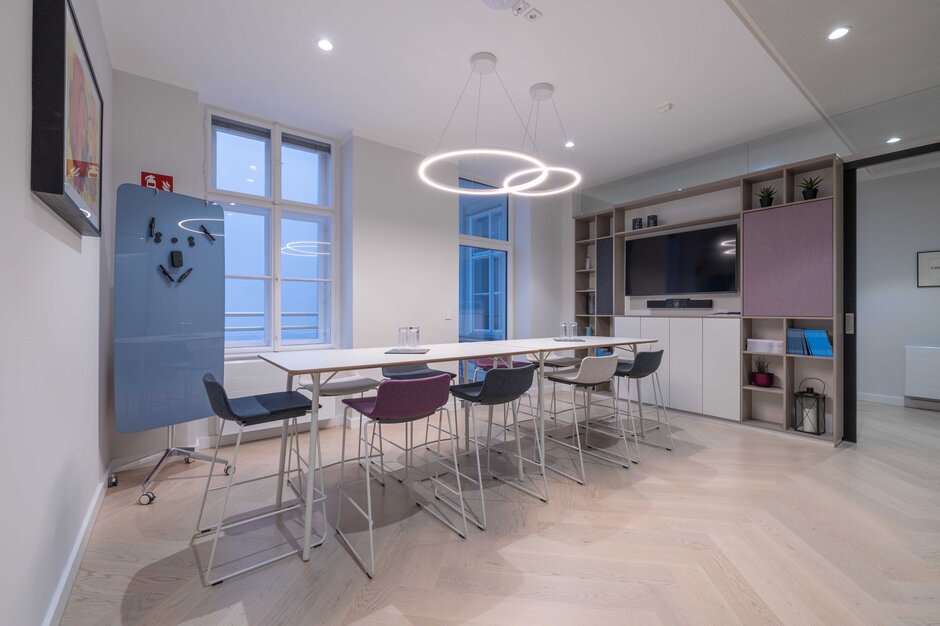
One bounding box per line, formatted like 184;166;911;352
751;372;775;387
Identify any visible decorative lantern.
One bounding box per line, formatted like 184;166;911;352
794;378;826;435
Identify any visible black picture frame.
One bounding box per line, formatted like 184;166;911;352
31;0;103;236
917;250;940;288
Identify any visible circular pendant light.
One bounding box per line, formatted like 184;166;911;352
419;53;580;198
418;148;549;195
503;166;582;197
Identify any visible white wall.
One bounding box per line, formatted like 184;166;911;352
514;194;575;337
857;164;940;404
0;1;112;624
341;135;459;349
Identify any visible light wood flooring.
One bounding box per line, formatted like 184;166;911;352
62;401;940;625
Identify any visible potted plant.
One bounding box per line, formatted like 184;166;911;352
799;175;823;200
757;185;776;207
751;357;775;388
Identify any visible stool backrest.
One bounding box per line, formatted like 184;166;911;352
203;373;236;421
478;363;537;405
572;354;619;386
370;373;452;421
627;350;664;378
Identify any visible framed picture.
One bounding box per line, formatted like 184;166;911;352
31;0;103;236
917;250;940;288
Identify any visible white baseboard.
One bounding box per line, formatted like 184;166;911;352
857;392;905;406
43;477;107;626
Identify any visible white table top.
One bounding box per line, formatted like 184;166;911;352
258;336;655;375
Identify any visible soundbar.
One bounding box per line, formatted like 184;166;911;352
647;298;713;309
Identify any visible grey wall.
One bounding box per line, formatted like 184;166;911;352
857;164;940;404
0;1;112;623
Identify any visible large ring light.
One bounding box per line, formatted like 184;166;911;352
502;166;582;197
418;148;549;195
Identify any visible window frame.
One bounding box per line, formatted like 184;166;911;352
458;177;513;343
207;108;340;356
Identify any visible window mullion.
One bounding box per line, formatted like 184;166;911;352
272;205;282;350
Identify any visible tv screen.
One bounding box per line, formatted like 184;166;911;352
625;224;737;296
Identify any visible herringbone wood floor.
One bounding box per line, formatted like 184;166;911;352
62;401;940;625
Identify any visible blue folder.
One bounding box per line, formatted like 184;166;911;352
786;328;807;355
803;330;833;357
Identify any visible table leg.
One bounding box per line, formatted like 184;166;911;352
303;372;321;561
275;374;293;507
537;352;546;480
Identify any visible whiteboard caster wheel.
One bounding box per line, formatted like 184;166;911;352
184;457;195;464
223;465;234;476
107;474;118;488
139;492;156;505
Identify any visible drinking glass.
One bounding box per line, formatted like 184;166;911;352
569;320;578;337
559;322;569;338
397;326;409;347
407;326;420;348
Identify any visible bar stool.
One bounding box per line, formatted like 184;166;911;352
451;363;545;508
300;373;380;471
530;355;582;421
545;354;623;484
614;350;674;451
336;374;475;578
196;374;325;585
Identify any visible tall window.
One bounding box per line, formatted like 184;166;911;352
211;113;335;351
458;178;509;343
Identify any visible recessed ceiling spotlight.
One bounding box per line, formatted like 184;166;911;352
245;178;255;183
565;140;575;148
886;136;901;144
317;38;334;52
248;164;257;171
828;26;851;40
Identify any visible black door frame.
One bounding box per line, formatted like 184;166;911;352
841;140;940;442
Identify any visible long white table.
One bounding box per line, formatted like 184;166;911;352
258;335;655;561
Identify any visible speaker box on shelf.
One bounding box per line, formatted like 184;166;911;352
647;298;713;309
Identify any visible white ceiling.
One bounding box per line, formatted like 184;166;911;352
98;0;822;186
734;0;940;117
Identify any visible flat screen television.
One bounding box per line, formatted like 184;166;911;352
625;223;737;296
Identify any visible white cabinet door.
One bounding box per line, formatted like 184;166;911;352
668;318;703;413
702;318;741;420
638;317;670;406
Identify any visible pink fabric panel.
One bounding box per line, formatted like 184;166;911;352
742;199;833;317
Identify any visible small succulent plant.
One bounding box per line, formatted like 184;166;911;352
799;175;823;191
756;185;776;199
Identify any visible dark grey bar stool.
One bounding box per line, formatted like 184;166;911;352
196;374;324;585
451;363;545;509
614;350;674;452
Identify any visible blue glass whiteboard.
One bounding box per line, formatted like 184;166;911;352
113;184;224;433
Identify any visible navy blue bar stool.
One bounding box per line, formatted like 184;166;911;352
451;363;546;505
196;374;324;585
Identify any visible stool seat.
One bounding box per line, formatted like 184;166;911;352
449;381;484;402
304;375;380;397
228;392;312;426
383;364;456;380
533;356;581;369
546;370;597;388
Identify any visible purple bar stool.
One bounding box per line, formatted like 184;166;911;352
335;374;476;578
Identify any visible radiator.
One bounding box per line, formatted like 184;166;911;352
905;346;940;401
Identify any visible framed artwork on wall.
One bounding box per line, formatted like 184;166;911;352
917;250;940;288
30;0;103;236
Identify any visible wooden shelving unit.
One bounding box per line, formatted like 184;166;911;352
573;154;844;446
